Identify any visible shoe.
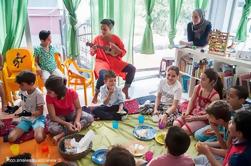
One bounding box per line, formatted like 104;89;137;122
121;114;128;121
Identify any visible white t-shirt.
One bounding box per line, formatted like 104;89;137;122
19;88;45;121
100;85;124;107
157;79;182;106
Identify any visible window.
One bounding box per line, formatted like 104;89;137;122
230;0;251;46
133;0;209;69
27;0;65;54
76;0;92;68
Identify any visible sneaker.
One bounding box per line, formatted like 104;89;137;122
121;114;128;121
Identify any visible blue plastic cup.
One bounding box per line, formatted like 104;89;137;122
112;120;119;129
138;115;145;124
182;75;190;93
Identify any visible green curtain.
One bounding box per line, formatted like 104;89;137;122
140;0;155;54
91;0;135;63
195;0;208;10
236;0;251;42
63;0;81;58
0;0;28;57
168;0;183;48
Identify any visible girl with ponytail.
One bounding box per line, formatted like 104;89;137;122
173;68;222;135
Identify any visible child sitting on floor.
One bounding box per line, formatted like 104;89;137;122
148;126;194;166
195;85;249;142
92;70;128;120
153;66;182;127
196;111;251;166
173;68;223;135
8;71;45;143
194;100;231;165
45;75;94;142
105;146;136;166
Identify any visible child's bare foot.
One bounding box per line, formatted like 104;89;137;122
92;93;98;104
52;132;65;144
122;87;130;99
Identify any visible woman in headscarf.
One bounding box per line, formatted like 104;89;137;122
187;9;212;47
89;19;136;103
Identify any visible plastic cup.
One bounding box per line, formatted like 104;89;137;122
112;120;119;129
158;120;165;129
138;115;145;124
10;144;20;155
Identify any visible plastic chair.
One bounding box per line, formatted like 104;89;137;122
2;48;38;104
64;59;94;105
54;53;65;74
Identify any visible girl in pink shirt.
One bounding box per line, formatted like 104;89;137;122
45;75;94;142
148;126;194;166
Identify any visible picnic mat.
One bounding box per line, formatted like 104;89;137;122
0;114;197;165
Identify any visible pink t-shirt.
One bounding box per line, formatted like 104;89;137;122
148;154;194;166
46;88;78;116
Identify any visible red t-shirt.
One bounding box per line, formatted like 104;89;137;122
46;88;78;116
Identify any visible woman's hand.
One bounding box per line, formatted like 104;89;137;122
66;122;76;132
74;121;82;132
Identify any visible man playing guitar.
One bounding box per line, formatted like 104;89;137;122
89;19;136;103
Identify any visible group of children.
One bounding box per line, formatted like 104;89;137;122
1;29;251;165
0;71;94;144
96;65;251;166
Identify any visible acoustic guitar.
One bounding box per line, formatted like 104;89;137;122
86;42;117;57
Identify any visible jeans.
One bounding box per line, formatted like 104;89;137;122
92;105;128;120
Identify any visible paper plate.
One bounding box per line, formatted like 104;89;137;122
91;149;108;165
133;125;157;141
127;142;147;157
155;132;166;145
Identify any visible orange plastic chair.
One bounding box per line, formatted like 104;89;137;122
64;59;94;105
54;53;65;74
2;48;39;104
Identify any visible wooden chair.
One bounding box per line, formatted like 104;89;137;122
64;59;94;105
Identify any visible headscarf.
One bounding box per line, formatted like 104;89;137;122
192;9;210;39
